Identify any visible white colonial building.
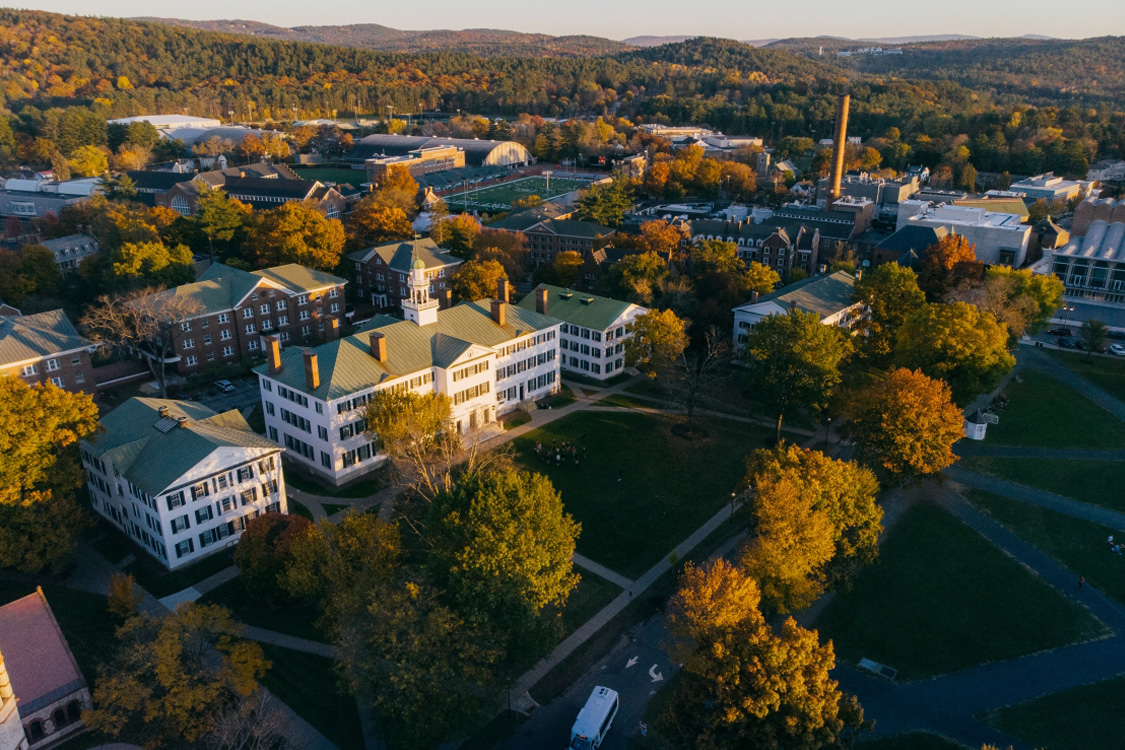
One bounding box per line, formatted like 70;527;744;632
81;398;287;569
732;270;862;351
516;284;646;381
256;263;562;486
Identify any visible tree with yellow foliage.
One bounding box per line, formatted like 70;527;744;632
245;202;345;271
68;144;108;176
624;308;690;378
345;199;413;249
918;234;981;301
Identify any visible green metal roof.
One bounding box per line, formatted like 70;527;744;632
530;219;612;239
89;397;279;496
516;284;638;332
348;238;461;271
744;271;858;321
256;300;559;400
0;309;91;367
156;263;345;315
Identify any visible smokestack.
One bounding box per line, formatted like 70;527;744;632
266;335;282;374
497;277;509;303
535;287;548;314
438;288;452;309
303;351;320;390
490;299;506;327
829;93;850;204
369;331;387;362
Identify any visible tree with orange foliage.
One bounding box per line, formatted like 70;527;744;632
345;199;413;249
639;219;687;260
844;367;965;479
919;234;981;300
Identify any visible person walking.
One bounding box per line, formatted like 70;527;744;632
1079;576;1085;590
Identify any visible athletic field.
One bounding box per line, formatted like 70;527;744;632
442;174;595;213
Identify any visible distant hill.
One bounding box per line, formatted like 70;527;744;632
621;35;698;47
135;17;632;57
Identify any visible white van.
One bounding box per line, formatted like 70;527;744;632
569;686;620;749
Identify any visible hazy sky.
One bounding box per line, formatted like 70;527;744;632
6;0;1120;40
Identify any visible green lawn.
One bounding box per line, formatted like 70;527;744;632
512;411;775;578
289;166;367;185
547;384;576;408
258;644;364;750
503;411;532;430
561;571;622;635
114;543;235;598
598;393;654;409
859;733;965;750
961;456;1125;513
444;174;592;212
965;489;1125;605
983;370;1125;448
0;580;116;685
199;578;325;642
988;676;1125;750
816;503;1104;681
286;470;388;499
1045;349;1125;402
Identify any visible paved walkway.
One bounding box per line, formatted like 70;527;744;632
956;443;1125;461
948;466;1125;531
1020;344;1125;420
243;626;339;659
572;553;633;589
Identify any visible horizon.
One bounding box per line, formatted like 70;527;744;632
3;1;1120;42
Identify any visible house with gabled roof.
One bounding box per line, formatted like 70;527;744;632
0;309;96;395
732;270;862;350
255;266;561;486
349;237;462;312
80;397;286;569
152;262;347;375
516;283;646;381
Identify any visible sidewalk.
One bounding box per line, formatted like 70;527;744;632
948;466;1125;530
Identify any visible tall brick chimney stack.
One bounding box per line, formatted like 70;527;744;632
266;335;283;374
828;93;851;204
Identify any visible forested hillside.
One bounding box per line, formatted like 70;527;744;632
138;17;631;57
0;10;1122;179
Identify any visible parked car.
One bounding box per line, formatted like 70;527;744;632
214;379;237;393
1108;330;1125;341
1048;327;1073;337
1058;337;1076;349
1110;344;1125;357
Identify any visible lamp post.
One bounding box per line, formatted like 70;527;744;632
1062;304;1075;328
824;417;833;447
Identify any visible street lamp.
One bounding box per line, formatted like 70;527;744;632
1062;304;1075;327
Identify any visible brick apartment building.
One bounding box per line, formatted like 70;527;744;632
0;309;96;395
349;238;462;312
155;263;347;375
520;218;614;267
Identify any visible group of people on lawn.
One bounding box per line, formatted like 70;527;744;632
534;439;586;467
1108;535;1124;555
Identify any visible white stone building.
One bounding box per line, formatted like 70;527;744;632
256;267;562;486
896;201;1031;267
81;398;287;569
516;284;646;381
732;271;862;351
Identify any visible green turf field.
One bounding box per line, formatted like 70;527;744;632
444;174;594;212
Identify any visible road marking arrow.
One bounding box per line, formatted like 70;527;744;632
648;664;664;683
626;656;639;669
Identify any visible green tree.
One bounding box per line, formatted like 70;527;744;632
1079;318;1109;356
0;377;99;572
85;603;270;748
894;301;1015;403
742;309;853;441
852;263;926;362
195;189;248;258
449;259;507;302
428;469;580;660
429;213;482;257
245;202;345;271
15;244;63;298
233;513;313;601
844;367;965;479
600;251;668;304
111;241;195;287
575;178;632;228
624;308;690;378
552;250;585;288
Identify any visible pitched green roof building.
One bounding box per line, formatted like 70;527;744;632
0;309;96;395
81;397;286;570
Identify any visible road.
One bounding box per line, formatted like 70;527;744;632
498;614;677;750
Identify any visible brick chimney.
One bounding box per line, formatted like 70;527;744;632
438;288;453;309
536;287;548;315
303;351;320;390
266;335;282;374
490;299;506;327
751;290;760;303
497;277;509;304
369;331;387;362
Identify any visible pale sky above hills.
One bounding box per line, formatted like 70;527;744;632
6;0;1120;41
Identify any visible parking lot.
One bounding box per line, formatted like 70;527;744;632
183;375;261;415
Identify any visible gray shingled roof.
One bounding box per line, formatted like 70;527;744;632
156;263;345;315
0;309;91;367
738;271;858;321
516;284;638;332
348;238;461;271
256;300;557;400
89;397;278;497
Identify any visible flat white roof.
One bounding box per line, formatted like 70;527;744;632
108;114;222;127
